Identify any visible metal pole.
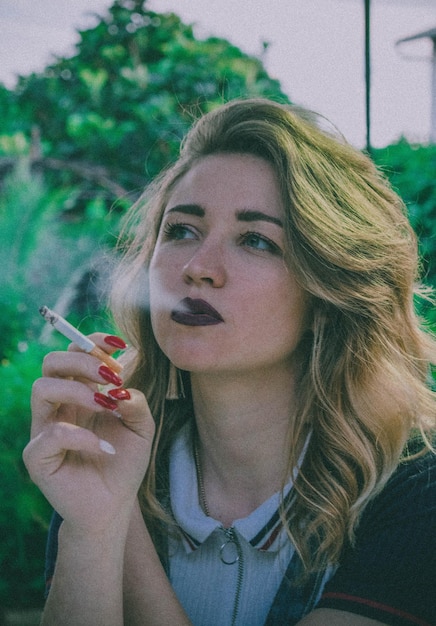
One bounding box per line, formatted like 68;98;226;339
431;38;436;143
364;0;371;152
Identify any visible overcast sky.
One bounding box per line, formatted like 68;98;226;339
0;0;435;147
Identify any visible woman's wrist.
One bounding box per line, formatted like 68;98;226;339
58;500;135;556
42;511;132;626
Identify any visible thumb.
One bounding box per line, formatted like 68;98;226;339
114;389;156;442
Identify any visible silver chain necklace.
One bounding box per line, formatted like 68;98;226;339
193;433;211;517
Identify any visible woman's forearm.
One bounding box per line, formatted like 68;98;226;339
42;521;127;626
123;500;192;626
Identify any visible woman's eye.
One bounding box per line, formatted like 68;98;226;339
162;222;197;241
241;232;281;255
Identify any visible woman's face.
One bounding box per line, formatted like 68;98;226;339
149;153;308;378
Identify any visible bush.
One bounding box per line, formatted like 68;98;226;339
0;345;52;609
373;141;436;329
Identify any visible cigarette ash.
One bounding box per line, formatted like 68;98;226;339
39;305;57;325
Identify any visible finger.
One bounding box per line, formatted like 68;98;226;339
42;351;124;387
23;422;116;482
68;332;127;357
67;333;125;375
31;377;119;436
111;389;155;441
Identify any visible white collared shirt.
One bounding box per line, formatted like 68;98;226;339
168;424;298;626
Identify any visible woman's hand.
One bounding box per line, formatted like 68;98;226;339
23;333;155;536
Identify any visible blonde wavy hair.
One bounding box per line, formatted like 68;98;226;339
110;98;436;572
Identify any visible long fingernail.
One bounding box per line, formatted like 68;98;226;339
98;365;123;387
94;392;118;411
104;335;127;350
99;439;116;455
108;388;131;400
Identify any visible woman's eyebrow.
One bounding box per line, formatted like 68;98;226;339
236;209;283;228
165;204;283;228
166;204;205;217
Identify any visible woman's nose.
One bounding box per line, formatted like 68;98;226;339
182;240;227;287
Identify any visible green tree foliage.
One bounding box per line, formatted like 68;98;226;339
0;345;53;610
373;141;436;285
373;141;436;328
0;164;118;612
7;0;287;200
0;0;289;610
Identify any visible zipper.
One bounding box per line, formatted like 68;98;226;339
220;527;244;626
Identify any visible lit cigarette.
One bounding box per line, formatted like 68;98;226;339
39;306;123;374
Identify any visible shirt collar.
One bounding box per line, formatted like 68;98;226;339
169;423;308;554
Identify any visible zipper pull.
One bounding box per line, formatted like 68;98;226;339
220;527;240;565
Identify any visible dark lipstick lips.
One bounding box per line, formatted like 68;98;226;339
171;297;224;326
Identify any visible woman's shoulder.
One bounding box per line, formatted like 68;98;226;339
315;450;436;624
382;446;435;498
362;447;436;530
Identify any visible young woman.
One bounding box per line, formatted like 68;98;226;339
24;99;436;626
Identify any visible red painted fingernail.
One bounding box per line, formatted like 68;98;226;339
104;335;127;350
98;365;123;387
108;388;131;401
94;392;118;411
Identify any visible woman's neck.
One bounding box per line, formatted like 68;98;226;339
189;367;302;526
